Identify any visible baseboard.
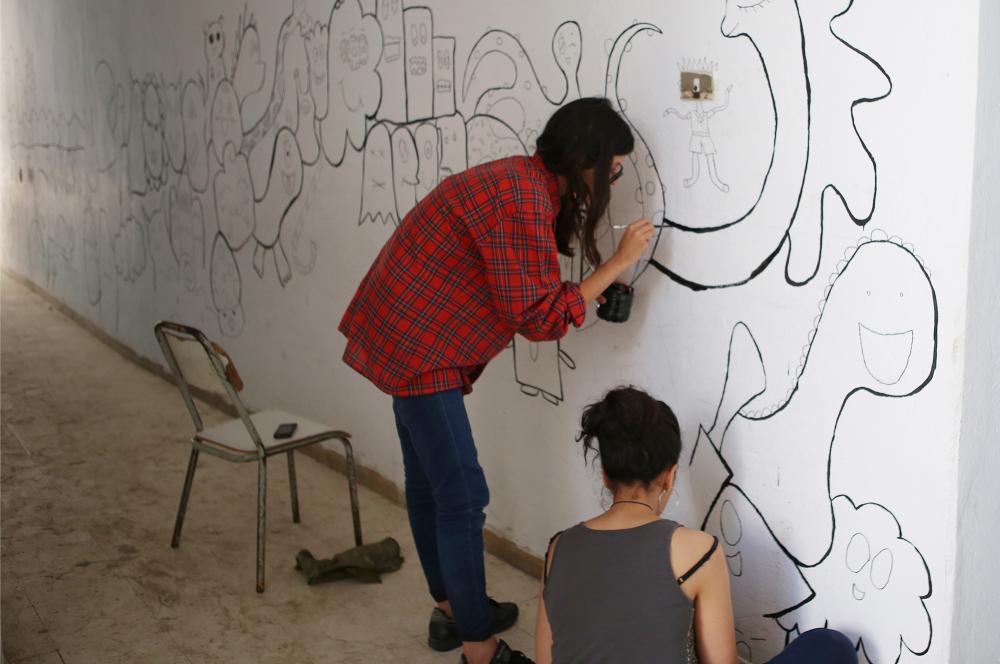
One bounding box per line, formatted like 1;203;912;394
3;268;547;581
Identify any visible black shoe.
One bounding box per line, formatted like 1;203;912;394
428;599;520;652
459;639;534;664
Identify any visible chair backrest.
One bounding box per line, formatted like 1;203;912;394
154;321;265;453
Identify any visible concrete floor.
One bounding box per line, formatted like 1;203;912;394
0;276;540;663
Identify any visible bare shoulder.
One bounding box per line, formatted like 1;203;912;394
670;526;721;582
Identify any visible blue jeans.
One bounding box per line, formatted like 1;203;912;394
769;629;858;664
392;389;492;642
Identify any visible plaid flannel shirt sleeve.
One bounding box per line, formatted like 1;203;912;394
474;185;586;342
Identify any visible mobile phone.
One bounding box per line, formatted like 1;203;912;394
274;422;298;439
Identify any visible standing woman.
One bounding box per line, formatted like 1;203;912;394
339;97;654;664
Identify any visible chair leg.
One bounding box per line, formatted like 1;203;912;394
171;448;200;548
340;437;363;546
256;457;267;593
287;450;300;523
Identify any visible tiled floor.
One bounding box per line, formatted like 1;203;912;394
0;275;539;663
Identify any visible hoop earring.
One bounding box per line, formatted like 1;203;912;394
600;486;613;511
656;489;668;515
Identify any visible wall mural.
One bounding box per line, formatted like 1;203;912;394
1;1;936;661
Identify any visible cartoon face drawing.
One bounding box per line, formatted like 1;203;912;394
304;24;329;117
339;30;370;71
825;240;936;395
276;130;303;198
415;123;439;201
204;16;225;62
210;80;243;165
359;123;396;225
780;496;931;663
391;126;419;218
210;234;245;337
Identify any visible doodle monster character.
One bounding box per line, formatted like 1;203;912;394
204;15;227;102
697;235;937;568
252;127;303;285
778;496;931;664
664;60;732;193
210;233;245;337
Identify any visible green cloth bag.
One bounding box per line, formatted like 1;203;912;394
294;537;404;585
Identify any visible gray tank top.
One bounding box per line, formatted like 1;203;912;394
543;520;700;664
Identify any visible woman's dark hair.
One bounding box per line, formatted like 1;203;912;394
579;386;682;489
536;97;634;268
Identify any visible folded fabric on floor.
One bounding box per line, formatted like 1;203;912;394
294;537;404;585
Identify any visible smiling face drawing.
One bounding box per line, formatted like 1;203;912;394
828;240;936;395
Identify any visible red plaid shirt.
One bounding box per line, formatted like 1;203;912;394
339;153;587;397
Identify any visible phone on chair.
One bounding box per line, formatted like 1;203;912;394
274;422;298;439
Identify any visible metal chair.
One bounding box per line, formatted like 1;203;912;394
154;321;362;593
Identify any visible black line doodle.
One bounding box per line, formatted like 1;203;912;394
512;338;576;406
232;8;267;117
211;79;244;166
252;127;303;286
390;125;419;219
112;213;147;283
125;80;148;194
209;232;245;337
375;0;406;123
304;21;330;121
167;175;206;292
777;495;932;664
700;235;938;568
433;36;457;117
161;75;187;174
605;23;667;283
625;0;812;290
204;15;229;104
213;142;256;251
181;78;210;192
404;7;434;122
92;61;126;171
359;122;397;225
12;111;88;152
784;0;893;285
610;0;893;290
708;483;813;662
141;81;168;190
319;0;383;166
414;122;441;200
461;21;583;151
436;113;467;178
242;12;302;180
465;113;527;167
286;158;325;276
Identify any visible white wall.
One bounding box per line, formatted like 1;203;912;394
1;1;987;661
951;0;1000;662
